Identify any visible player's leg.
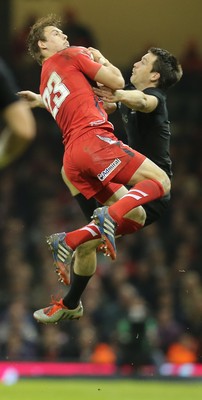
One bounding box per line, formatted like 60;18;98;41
46;137;167;287
62;239;98;309
94;183;146;257
33;239;99;324
51;165;150;280
47;169;128;286
65;133;170;237
61;167;147;252
93;155;170;228
33;185;147;324
46;168;102;285
46;182;134;280
92;154;170;255
61;166;170;228
57;186;147;320
46;221;102;285
61;167;96;222
143;193;171;227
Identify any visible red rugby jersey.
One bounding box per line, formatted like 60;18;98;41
40;46;114;147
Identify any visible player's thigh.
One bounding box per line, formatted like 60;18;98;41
62;165;128;208
95;182;128;206
127;157;168;185
61;166;80;196
104;185;129;205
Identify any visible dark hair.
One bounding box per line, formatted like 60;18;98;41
149;47;183;90
27;14;61;65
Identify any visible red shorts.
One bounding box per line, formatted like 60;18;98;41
63;129;146;199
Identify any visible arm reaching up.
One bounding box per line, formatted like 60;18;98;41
88;47;125;90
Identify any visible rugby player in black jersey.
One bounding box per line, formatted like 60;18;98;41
73;47;183;226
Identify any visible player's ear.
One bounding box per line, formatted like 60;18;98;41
38;40;47;50
151;71;160;83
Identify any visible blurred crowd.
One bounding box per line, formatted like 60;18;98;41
1;10;202;373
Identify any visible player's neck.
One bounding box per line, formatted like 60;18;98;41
136;82;156;91
41;50;57;63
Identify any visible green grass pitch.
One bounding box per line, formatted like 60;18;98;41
0;378;202;400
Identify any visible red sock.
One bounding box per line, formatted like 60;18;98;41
116;218;143;236
65;222;101;250
108;179;164;224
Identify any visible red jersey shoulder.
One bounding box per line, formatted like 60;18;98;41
59;46;92;60
55;47;100;78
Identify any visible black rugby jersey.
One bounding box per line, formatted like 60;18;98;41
118;84;172;178
0;58;19;111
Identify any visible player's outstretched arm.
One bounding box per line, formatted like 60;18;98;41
18;90;45;109
94;87;158;113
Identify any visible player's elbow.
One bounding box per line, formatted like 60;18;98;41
117;76;125;89
135;96;149;112
110;77;125;90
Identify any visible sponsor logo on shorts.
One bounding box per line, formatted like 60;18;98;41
97;158;121;181
96;134;117;145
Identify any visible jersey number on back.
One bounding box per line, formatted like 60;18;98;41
42;72;70;119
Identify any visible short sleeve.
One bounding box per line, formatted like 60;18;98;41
73;48;102;80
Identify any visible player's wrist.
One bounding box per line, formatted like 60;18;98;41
37;95;45;108
98;56;110;66
115;90;124;102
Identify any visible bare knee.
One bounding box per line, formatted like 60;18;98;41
124;206;146;226
76;239;101;255
159;171;171;195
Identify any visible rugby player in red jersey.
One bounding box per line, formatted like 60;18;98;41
19;15;170;323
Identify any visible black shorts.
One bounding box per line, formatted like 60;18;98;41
143;193;171;226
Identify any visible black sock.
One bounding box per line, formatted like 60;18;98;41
75;193;97;222
63;271;93;309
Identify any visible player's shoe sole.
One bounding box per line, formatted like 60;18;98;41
46;232;73;285
33;299;83;324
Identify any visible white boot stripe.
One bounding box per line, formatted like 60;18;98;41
105;219;115;228
58;248;68;256
103;228;114;237
58;244;69;254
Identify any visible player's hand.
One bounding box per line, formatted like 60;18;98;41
88;47;106;64
103;101;117;115
93;86;118;103
17;91;44;108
